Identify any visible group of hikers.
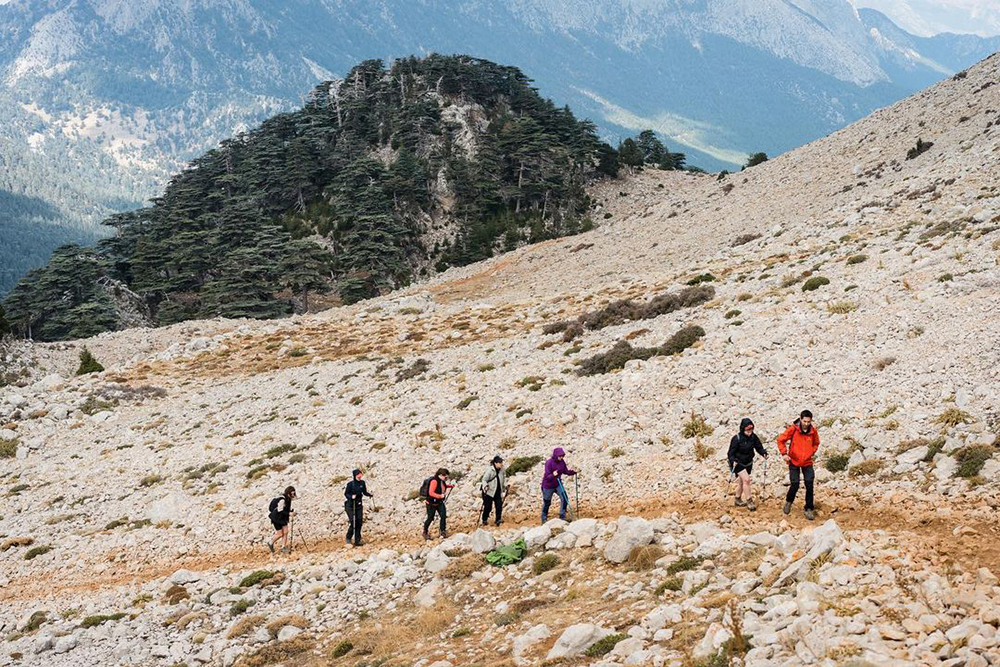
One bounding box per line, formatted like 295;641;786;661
263;409;820;553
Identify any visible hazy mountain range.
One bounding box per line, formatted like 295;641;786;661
2;0;999;294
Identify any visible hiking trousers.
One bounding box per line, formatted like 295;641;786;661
481;489;503;525
424;502;446;535
345;501;363;545
786;464;815;511
541;485;569;523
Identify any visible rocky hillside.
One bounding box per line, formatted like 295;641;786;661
1;52;1000;666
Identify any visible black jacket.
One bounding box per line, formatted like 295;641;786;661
269;495;292;523
728;418;767;469
344;479;373;506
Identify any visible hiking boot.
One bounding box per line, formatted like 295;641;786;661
495;520;503;527
345;537;351;545
783;501;792;515
805;509;815;521
354;540;364;547
423;531;431;541
746;499;757;511
267;541;275;555
441;530;448;539
734;498;746;507
280;547;290;554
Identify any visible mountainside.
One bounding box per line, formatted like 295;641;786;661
4;0;1000;293
1;45;999;667
2;55;610;341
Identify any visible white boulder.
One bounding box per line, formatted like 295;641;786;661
603;516;654;564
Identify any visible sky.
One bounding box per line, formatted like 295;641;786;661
852;0;1000;37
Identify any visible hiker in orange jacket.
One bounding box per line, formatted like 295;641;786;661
777;409;820;520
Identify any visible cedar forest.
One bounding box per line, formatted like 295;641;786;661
2;55;688;342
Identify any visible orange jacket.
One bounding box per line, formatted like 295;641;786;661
777;422;820;467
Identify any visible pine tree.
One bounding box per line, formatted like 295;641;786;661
0;304;9;338
76;347;105;375
279;240;333;312
743;152;769;169
636;130;666;165
618;138;644;169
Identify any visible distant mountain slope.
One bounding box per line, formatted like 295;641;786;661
2;0;999;293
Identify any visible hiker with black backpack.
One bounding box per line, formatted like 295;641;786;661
480;455;508;527
728;418;768;511
344;469;373;547
421;468;454;540
777;409;821;521
266;486;296;554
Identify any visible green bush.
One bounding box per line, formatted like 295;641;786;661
24;545;53;560
682;413;714;439
849;460;883;477
938;273;953;282
76;347;105;375
80;613;126;628
609;447;625;458
457;395;479;409
954;445;994;478
655;578;682;595
576;325;705;376
230;599;255;617
0;437;18;459
585;633;627;657
846;254;868;265
331;640;353;658
686;273;716;286
507;456;543;476
936;408;972;427
532;554;560;575
922;437;945;462
665;556;703;575
801;276;830;292
825;453;849;473
239;570;277;588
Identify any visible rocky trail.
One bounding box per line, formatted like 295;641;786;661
2;52;1000;667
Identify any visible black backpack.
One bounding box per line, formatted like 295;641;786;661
268;496;284;517
418;476;436;501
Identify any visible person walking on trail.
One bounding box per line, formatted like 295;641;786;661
541;447;577;524
777;409;821;521
480;455;509;527
266;486;296;554
728;417;768;511
344;469;373;547
422;468;454;540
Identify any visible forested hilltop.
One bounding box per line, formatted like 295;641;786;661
4;55;678;342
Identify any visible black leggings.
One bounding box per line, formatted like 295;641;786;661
424;503;447;534
786;464;815;510
481;491;503;525
345;501;363;544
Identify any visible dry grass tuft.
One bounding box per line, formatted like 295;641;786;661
626;545;666;571
1;536;34;551
226;614;266;639
235;634;314;667
442;553;484;580
266;614;310;638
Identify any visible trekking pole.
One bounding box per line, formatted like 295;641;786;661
574;475;580;520
558;479;574;521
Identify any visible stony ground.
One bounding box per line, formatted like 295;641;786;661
2;54;1000;667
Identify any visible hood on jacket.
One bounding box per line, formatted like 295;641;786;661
793;418;812;434
552;447;565;458
352;469;362;480
739;418;754;437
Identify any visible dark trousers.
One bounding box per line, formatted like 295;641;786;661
541;485;569;523
786;464;815;510
424;502;446;534
481;490;503;525
345;501;363;544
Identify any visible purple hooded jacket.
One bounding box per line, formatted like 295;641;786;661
541;447;576;490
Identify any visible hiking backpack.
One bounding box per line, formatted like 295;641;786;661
418;476;436;501
268;496;284;517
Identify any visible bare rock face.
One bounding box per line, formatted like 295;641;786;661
545;623;614;661
603;516;654;563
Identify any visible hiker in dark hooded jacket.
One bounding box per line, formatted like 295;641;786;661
728;418;768;511
541;447;577;523
266;486;296;554
344;469;373;547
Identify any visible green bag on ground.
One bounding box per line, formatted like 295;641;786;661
485;537;528;567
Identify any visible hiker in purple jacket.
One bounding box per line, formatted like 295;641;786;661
541;447;577;523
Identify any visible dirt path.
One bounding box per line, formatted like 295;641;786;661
5;484;998;605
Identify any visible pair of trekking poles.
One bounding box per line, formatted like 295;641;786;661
470;474;581;527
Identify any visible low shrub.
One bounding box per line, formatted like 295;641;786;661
609;447;625;458
938;273;954;282
655;578;682;595
731;233;761;247
443;553;484;580
825;453;849;473
827;301;857;314
265;614;310;638
80;612;126;628
585;633;627;657
226;614;265;639
665;556;703;576
846;254;868;265
873;356;896;371
954;444;994;478
532;554;560;576
164;584;190;605
24;545;52;560
922;437;946;462
495;611;520;626
905;138;934;160
575;325;705;376
395;359;430;382
331;640;353;658
239;570;278;588
802;276;830;292
456;395;479;410
507;456;543;476
76;347;104;375
546;286;714;341
139;474;163;488
686;273;716;286
230;599;255;617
